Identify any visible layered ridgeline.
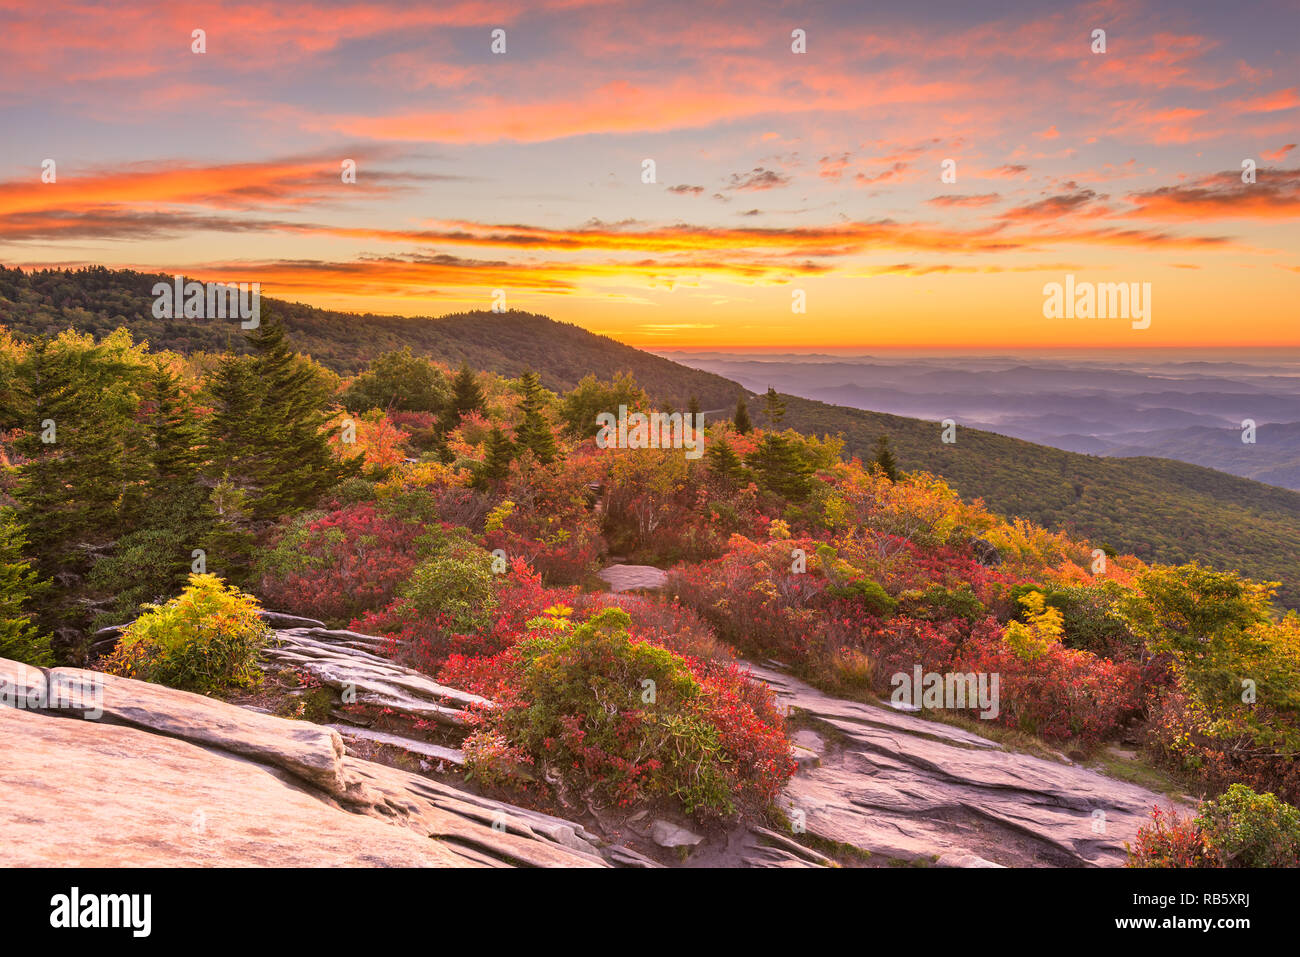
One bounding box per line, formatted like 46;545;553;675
3;264;1300;605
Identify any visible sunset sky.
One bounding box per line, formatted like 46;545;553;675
1;0;1297;349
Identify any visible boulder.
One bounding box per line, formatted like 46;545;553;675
597;564;670;594
650;819;705;848
968;537;1002;567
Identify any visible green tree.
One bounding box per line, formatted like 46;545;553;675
748;431;815;501
138;360;213;536
14;331;151;566
341;347;447;413
763;386;786;425
733;395;753;434
559;372;647;438
1125;564;1300;752
476;426;514;487
0;508;52;665
205;317;350;521
439;363;487;435
513;371;557;465
705;436;747;488
872;434;900;482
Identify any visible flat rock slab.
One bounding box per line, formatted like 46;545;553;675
0;705;471;868
1;656;613;868
745;662;1190;867
326;723;466;766
48;666;351;794
598;564;670;593
265;628;491;727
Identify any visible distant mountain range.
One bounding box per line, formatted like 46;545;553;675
659;351;1300;492
4;264;1300;606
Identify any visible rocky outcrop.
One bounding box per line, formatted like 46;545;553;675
264;625;488;728
967;536;1003;567
0;656;637;868
747;661;1189;867
597;564;670;594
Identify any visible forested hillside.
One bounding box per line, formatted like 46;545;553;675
0;266;740;406
4;264;1299;605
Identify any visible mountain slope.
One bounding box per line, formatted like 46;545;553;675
0;266;740;407
3;264;1299;604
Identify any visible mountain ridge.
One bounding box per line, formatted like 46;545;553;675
3;263;1298;605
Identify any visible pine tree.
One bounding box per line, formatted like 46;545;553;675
205;317;349;521
763;386;786;425
513;371;557;465
705;437;747;487
733;395;753;434
872;434;900;482
439;363;487;435
0;508;52;666
476;426;514;487
687;395;702;418
87;362;218;625
14;332;150;571
139;361;212;536
748;432;815;501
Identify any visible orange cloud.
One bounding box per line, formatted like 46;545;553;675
1231;88;1300;114
1125;167;1300;220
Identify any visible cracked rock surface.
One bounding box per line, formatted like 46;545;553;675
0;656;616;868
747;662;1189;867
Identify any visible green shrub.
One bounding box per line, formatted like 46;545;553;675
905;583;985;623
826;575;898;616
1128;784;1300;868
816;544;898;616
86;526;194;629
398;535;498;634
101;574;269;693
1196;784;1300;867
469;607;793;819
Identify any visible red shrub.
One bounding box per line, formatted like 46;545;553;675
258;504;423;622
357;559;580;673
1127;805;1208;868
958;630;1143;744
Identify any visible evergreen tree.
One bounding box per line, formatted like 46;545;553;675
205;317;349;521
139;361;212;536
705;436;747;488
476;426;514;487
0;508;52;666
872;434;900;482
513;371;557;465
733;395;753;434
204;353;264;492
439;363;487;434
14;331;150;582
687;395;702;419
748;432;815;501
87;362;217;625
763;386;786;425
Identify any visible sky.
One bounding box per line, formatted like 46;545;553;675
0;0;1297;350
